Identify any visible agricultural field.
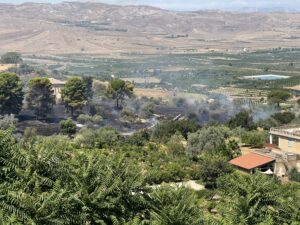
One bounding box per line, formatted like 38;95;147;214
21;48;300;103
209;87;269;100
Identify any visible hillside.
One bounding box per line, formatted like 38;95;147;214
1;2;300;57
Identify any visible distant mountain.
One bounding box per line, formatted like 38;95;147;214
238;7;300;13
0;2;300;57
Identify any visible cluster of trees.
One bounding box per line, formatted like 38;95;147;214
0;72;136;121
0;73;91;119
0;52;23;64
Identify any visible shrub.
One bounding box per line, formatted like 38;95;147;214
92;115;103;124
95;126;122;148
59;119;77;136
241;131;266;148
198;155;233;188
186;125;230;157
120;108;136;122
0;114;17;129
77;114;92;124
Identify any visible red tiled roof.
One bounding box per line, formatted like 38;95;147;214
229;152;275;170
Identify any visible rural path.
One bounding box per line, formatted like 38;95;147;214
150;180;205;191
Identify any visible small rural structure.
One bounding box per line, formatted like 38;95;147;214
49;78;66;103
229;152;276;173
230;125;300;176
269;126;300;155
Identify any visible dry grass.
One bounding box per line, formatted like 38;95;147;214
286;85;300;91
134;88;171;99
0;64;15;72
121;77;161;84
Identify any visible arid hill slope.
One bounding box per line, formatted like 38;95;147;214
1;2;300;57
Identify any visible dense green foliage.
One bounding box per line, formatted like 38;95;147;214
0;72;24;115
272;111;295;124
186;125;230;157
59;119;77;136
217;173;300;224
241;131;267;148
0;119;299;224
152;119;199;142
26;78;55;119
228;111;256;130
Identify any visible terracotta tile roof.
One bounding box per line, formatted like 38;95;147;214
229;152;275;170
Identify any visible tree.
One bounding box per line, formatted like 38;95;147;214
197;155;233;188
26;78;55;119
82;76;94;99
95;126;122;148
59;119;77;136
107;79;134;108
186;125;230;157
149;185;204;225
0;73;23;115
61;77;87;117
267;90;291;107
1;52;22;64
228;111;256;130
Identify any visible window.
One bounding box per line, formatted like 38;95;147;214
288;139;294;147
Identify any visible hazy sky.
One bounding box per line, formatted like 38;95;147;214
1;0;300;11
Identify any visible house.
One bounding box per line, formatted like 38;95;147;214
229;152;276;173
269;126;300;156
49;78;66;104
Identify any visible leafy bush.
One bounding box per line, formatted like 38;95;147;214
77;114;103;125
120;107;136;122
0;114;17;129
95;126;122;148
77;114;92;124
197;155;233;188
59;118;77;136
166;132;186;156
241;131;266;148
186;125;230;157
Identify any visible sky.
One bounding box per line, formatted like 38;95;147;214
1;0;300;11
